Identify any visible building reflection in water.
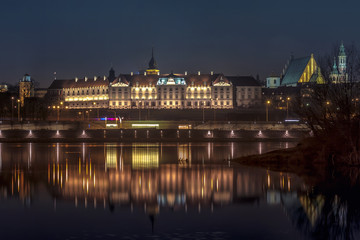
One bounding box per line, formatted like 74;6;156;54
5;142;354;238
131;143;159;169
0;143;305;209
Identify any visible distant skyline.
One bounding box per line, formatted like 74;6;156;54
1;0;360;87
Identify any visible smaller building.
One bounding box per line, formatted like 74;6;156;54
48;76;109;109
266;76;280;88
34;88;48;98
19;74;34;107
0;84;8;93
228;76;262;108
330;42;348;83
281;54;324;87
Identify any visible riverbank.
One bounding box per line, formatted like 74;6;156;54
233;137;329;184
234;134;360;186
0;129;307;143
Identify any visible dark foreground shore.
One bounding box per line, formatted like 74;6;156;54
234;136;360;186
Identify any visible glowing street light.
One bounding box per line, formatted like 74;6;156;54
93;102;99;119
57;105;60;121
202;101;205;123
17;99;20;121
266;100;271;122
286;97;291;119
11;97;14;121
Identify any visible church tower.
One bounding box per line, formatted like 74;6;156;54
338;42;347;74
108;67;115;83
19;74;34;107
146;48;160;75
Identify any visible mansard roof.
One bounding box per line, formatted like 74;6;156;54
212;74;232;86
281;56;312;86
117;74;159;87
226;76;261;87
112;73;225;87
48;77;109;89
185;74;219;86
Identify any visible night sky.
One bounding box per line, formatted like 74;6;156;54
1;0;360;87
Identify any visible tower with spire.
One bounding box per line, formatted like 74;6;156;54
330;41;348;83
108;66;115;83
338;42;347;74
146;48;160;75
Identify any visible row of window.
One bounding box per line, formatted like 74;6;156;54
110;86;232;92
110;100;232;106
65;89;108;95
239;88;260;92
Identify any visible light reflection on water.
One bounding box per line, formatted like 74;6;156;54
0;142;358;239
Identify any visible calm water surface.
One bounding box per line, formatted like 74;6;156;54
0;142;358;239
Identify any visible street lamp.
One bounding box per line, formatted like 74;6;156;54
202;101;205;123
17;99;21;122
213;98;218;121
325;101;330;119
11;97;14;121
57;105;60;121
286;97;291;119
266;100;270;122
93;102;99;119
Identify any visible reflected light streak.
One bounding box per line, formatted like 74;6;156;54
132;143;159;169
207;142;211;160
66;160;68;182
231;142;234;159
288;177;291;191
56;143;59;163
48;163;50;183
0;143;2;171
82;143;85;162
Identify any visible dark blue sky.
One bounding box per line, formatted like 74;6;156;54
1;0;359;87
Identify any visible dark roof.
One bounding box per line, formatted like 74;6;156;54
185;74;219;86
281;56;310;86
148;48;158;70
226;76;261;87
113;73;224;87
48;77;109;89
262;86;300;95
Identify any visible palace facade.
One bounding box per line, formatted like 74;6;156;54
109;72;233;109
47;51;261;109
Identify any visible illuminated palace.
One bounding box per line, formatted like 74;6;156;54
109;51;233;109
109;72;233;109
48;76;109;109
47;50;265;109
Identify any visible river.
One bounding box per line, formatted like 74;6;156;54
0;142;358;239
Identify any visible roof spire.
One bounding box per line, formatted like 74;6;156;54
148;47;158;70
339;41;346;56
332;56;339;74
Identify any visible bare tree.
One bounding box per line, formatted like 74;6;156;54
295;43;360;165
